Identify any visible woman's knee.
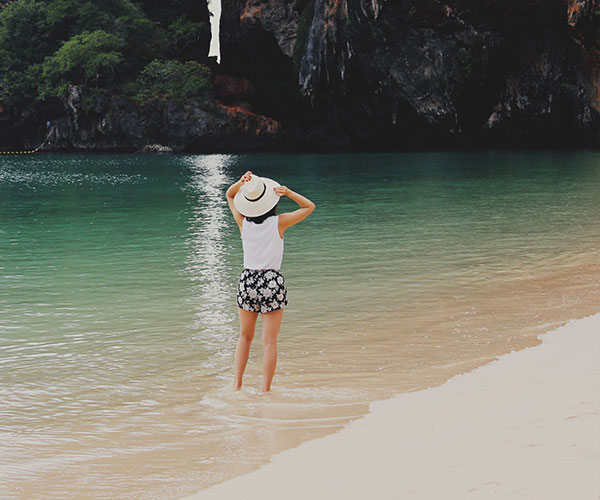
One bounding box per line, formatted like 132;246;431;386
239;328;255;343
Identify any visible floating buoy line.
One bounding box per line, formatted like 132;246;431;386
0;132;51;155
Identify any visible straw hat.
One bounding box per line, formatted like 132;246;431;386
233;174;280;217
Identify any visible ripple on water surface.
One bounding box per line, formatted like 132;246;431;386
1;151;599;499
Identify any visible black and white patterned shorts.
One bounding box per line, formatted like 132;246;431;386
237;269;288;314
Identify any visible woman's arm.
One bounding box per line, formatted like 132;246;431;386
276;186;316;236
226;171;252;231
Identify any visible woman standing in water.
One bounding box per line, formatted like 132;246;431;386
226;171;315;392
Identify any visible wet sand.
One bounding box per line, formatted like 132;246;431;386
183;313;600;500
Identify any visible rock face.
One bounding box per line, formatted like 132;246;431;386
137;144;174;153
45;86;281;153
219;0;600;148
5;0;597;151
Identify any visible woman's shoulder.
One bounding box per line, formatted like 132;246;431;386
262;215;279;225
243;215;278;230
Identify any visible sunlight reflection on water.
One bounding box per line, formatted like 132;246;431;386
185;155;237;352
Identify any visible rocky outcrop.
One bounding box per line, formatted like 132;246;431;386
239;0;299;58
44;89;281;152
5;0;598;151
567;0;600;31
567;0;600;129
137;144;174;153
478;0;600;145
219;0;600;148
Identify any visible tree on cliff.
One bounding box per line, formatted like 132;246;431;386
0;0;211;121
41;30;125;98
0;0;49;109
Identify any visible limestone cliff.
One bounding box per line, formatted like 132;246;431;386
3;0;597;151
218;0;600;148
45;85;281;153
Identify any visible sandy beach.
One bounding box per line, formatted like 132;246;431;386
183;313;600;500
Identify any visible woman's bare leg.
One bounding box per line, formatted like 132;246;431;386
234;308;258;391
261;308;283;392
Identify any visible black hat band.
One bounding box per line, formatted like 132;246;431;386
244;182;267;202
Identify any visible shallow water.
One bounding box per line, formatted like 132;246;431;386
1;151;599;499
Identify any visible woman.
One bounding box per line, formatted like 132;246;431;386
226;171;315;392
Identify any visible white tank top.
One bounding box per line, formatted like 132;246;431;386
242;215;284;270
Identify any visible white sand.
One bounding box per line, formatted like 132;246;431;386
183;314;600;500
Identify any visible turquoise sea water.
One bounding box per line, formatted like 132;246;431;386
1;152;599;499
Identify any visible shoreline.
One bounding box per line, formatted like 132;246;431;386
3;152;599;499
5;145;600;155
182;313;600;500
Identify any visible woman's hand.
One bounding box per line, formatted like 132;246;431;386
227;171;253;203
240;171;252;184
274;186;290;197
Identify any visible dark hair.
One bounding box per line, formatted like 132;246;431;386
246;204;277;224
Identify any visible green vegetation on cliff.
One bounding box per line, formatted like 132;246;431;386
126;59;211;102
41;30;125;98
0;0;211;119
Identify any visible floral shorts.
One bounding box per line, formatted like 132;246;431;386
237;269;288;313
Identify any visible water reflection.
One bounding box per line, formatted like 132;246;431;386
185;155;236;353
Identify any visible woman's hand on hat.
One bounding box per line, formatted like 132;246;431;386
274;186;289;197
240;171;252;184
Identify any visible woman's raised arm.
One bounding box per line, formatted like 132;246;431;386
275;186;315;236
226;171;252;230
